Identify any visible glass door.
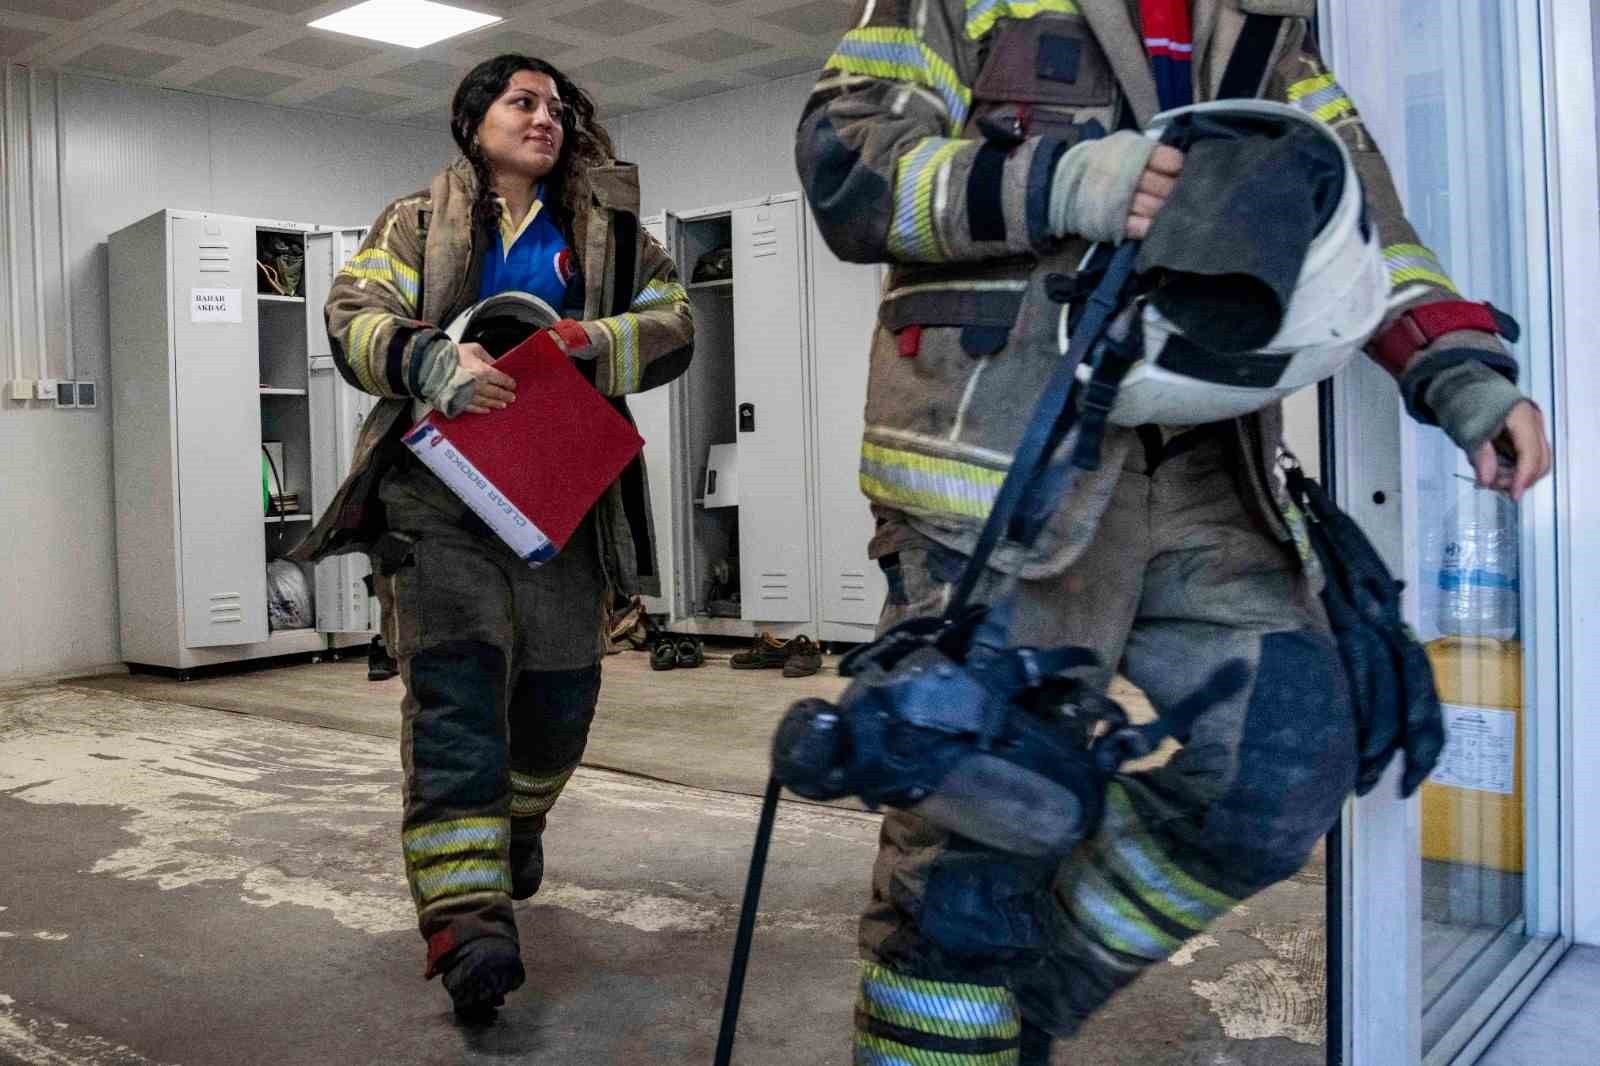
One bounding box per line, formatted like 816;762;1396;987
1320;1;1566;1063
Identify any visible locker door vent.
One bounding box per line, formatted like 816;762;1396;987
759;571;792;601
198;241;232;274
837;569;869;603
208;592;244;624
749;221;780;260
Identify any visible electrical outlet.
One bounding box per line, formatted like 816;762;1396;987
6;380;35;402
34;379;58;401
55;382;77;409
75;380;98;409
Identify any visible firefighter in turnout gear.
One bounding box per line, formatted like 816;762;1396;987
794;0;1551;1060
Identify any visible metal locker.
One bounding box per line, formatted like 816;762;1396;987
732;201;814;623
170;215;271;648
633;215;679;618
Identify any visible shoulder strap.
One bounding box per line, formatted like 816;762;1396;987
1216;13;1284;99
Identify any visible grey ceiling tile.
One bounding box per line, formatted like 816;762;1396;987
743;55;824;79
571;57;668;86
134;10;261;47
1;0;120;18
459;29;574;59
761;0;853;37
264;34;384;70
386;59;468;91
655;30;767;63
0;27;48;58
554;0;669;36
652;79;735;103
303;85;412;114
66;43;181;78
187;66;300;98
225;0;328;12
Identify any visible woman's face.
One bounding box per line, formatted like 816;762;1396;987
475;70;566;184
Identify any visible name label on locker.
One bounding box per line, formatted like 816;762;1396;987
190;288;242;324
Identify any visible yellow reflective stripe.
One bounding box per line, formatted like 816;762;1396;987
1287;73;1355;124
413;859;512;905
402;816;508;862
1066;865;1182;960
509;766;577;819
344;311;388;393
853;1031;1018;1066
889;138;966;261
1383;242;1458;293
965;0;1081;42
343;249;420;310
827;27;972;134
858;961;1020;1040
596;315;640;393
860;439;1007;519
630;280;687;312
1103;785;1236;915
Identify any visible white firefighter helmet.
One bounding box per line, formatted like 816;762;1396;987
443;290;560;355
1079;98;1389;426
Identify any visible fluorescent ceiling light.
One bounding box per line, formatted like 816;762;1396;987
309;0;502;49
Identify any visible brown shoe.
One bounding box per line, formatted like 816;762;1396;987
782;637;823;678
730;632;790;670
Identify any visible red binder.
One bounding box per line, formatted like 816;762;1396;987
402;327;643;564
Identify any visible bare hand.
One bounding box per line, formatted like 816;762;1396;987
1125;146;1184;240
1472;399;1551;502
456;341;516;415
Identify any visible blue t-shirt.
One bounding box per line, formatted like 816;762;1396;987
478;193;575;309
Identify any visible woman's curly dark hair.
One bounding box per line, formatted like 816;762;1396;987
450;55;614;239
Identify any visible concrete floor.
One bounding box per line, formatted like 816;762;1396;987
0;652;1329;1065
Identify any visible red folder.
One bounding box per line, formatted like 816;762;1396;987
402;328;643;564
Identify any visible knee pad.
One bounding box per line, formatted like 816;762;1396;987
920;844;1054;959
1208;629;1356;884
510;665;601;767
409;640;509;809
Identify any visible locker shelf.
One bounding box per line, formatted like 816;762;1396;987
264;514;312;524
259;294;305;303
259;386;308;396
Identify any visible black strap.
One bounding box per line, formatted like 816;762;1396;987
610;209;639;317
946;240;1142;619
1216;14;1284;100
714;775;783;1066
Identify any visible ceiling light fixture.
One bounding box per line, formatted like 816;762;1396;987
309;0;502;49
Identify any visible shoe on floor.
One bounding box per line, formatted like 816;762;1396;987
650;640;678;671
675;638;705;669
367;636;398;682
782;636;823;678
510;830;544;901
730;632;791;670
440;936;525;1023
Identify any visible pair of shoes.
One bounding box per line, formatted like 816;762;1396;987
607;596;659;653
730;633;823;677
367;636;398;682
651;637;705;671
439;936;526;1023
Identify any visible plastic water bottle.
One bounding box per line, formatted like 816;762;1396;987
1433;490;1519;641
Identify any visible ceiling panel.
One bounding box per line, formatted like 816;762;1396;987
1;0;852;124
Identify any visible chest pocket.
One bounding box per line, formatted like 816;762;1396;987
972;14;1115;110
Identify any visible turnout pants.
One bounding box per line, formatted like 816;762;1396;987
372;463;607;975
855;430;1357;1063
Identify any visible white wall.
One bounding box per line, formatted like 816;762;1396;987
0;65;451;682
610;71;817;217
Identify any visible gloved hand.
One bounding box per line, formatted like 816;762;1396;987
1047;132;1181;244
421;339;518;418
1409;352;1551;501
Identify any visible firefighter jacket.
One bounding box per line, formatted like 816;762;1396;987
795;0;1525;576
292;156;694;597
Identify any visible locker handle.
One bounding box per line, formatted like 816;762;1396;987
739;403;755;432
706;470;718;496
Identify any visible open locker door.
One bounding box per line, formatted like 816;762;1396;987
306;227;379;634
632;214;679;618
732;200;813;623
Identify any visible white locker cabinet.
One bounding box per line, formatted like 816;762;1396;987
637;194;885;643
110;209;375;672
